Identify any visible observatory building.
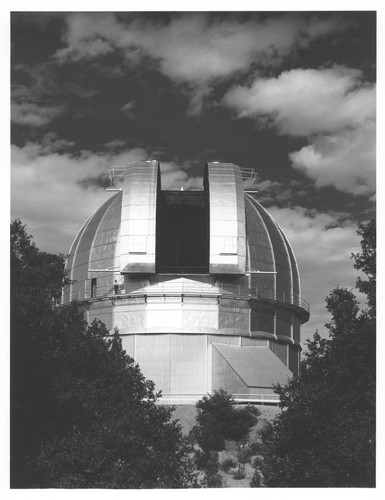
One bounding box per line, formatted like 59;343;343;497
62;162;309;404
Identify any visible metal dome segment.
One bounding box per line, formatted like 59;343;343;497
205;162;246;275
120;161;161;274
66;194;120;304
245;193;295;304
62;215;90;305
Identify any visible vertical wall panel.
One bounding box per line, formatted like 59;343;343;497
146;297;183;332
250;387;275;395
289;344;300;376
170;335;208;394
276;306;292;338
88;301;113;330
293;314;301;344
113;298;146;334
183;296;218;332
269;341;288;366
218;298;250;334
120;335;135;360
135;335;171;393
241;337;268;346
250;302;275;334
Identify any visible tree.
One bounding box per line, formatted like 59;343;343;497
352;219;376;316
259;220;375;487
192;389;258;488
193;389;258;452
11;219;68;483
192;390;258;487
10;220;197;488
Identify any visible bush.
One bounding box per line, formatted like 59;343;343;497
251;455;264;469
194;449;210;470
206;472;222;488
248;438;262;456
195;450;222;487
194;390;258;451
232;466;245;480
237;443;249;464
228;406;259;442
220;456;237;472
250;469;265;487
243;405;261;417
245;447;254;463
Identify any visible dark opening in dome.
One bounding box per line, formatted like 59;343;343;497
156;191;209;273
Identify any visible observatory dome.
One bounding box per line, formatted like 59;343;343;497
62;162;309;404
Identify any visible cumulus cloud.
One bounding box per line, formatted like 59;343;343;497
11;143;202;252
224;66;376;196
266;204;363;342
11;102;66;127
56;13;344;85
40;132;76;153
11;63;70;127
159;162;202;191
289;124;375;196
104;139;129;151
249;178;301;205
11;143;148;252
120;100;136;118
224;66;375;135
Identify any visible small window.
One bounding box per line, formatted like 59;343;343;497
219;236;237;255
91;278;97;298
128;235;147;254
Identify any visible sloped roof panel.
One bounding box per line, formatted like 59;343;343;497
212;343;292;387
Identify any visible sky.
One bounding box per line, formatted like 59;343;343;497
10;9;376;344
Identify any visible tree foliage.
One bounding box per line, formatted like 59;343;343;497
352;219;376;317
10;220;197;488
259;220;376;487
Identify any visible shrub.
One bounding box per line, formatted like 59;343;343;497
196;450;222;488
248;438;262;456
220;456;237;472
232;466;245;480
251;455;264;469
248;405;261;417
194;390;259;451
250;469;265;487
194;449;210;470
205;470;222;488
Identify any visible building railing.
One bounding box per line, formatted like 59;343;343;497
156;392;280;405
232;393;280;403
62;279;310;314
